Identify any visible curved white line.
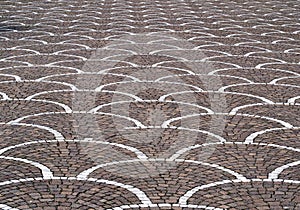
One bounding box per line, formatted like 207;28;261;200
183;159;247;181
0;98;72;113
269;160;300;179
0;156;53;179
108;203;224;210
155;73;253;83
176;126;227;142
0;65;83;74
25;89;72;100
269;76;300;84
252;142;300;153
179;179;239;205
95;81;202;92
179;178;300;205
77;158;247;181
0;73;21;82
6;122;64;140
162;113;293;129
36;72;140;82
209;67;300;78
159;90;274;104
219;82;300;92
230;102;300;115
288;95;300;104
39;80;78;91
101;90;143;101
230;102;266;114
244;127;294;144
97;111;146;128
77;159;141;179
2;53;86;63
283;46;300;53
0;139;147;160
23;89;149;101
0;80;76;91
7;112;62;124
124;126;227;143
256;62;287;69
0;92;10;100
168;141;300;160
204;61;242;68
97;65;196;75
90;100;214;114
0;177;152;205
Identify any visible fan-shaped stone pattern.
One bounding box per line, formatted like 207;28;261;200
226;84;300;103
107;67;189;80
199;45;269;56
216;68;295;83
34;91;74;108
208;56;281;69
254;128;300;148
1;0;300;208
262;64;300;74
235;34;294;44
2;141;136;177
35;91;134;110
114;55;177;68
0;101;65;122
245;42;299;53
0;81;72;99
188;181;300;209
46;73;129;90
0;180;140;209
0;40;42;49
100;128;214;158
89;161;236;203
17;43;86;55
58;49;100;60
64;38;109;49
169;114;283;142
184;144;300;179
0;31;49;40
277;77;300;87
164;92;263;113
280;166;300;180
0;49;35;58
0;159;42;180
250;52;300;64
53;59;86;70
190;37;257;46
0;66;79;80
0;124;55;149
5;54;82;66
0;75;17;82
20;113;75;139
236;104;300;126
160;74;247;91
21;35;87;45
102;101;206;127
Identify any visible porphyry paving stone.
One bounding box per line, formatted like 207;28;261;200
0;0;300;209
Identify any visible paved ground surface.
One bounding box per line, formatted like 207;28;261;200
0;0;300;209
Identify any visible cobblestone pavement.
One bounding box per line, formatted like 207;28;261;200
0;0;300;209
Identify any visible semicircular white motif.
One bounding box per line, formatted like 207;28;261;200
0;156;53;179
2;1;300;208
0;177;153;205
77;158;246;181
72;32;228;179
